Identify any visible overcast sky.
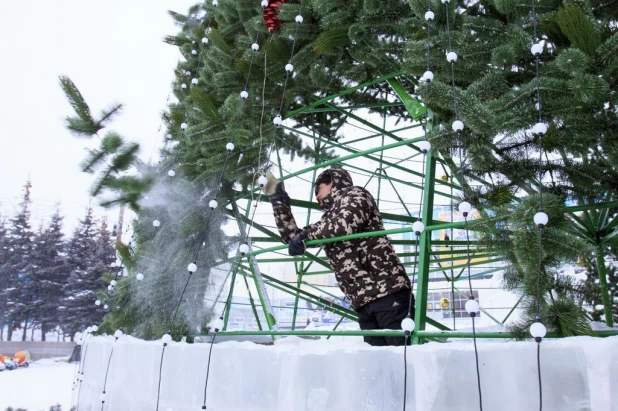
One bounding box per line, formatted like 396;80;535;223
0;0;197;233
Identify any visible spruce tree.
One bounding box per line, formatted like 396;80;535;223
60;208;105;340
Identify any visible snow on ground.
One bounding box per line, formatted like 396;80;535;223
0;358;75;410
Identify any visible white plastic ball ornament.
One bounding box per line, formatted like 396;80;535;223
425;10;435;21
533;122;548;135
153;220;161;227
226;142;235;151
181;122;188;130
209;199;218;209
202;37;209;44
251;43;259;51
530;321;547;341
412;221;425;235
531;43;543;56
92;325;99;332
188;262;198;273
401;317;415;332
107;285;113;291
458;201;472;215
273;115;282;126
446;52;458;63
181;83;187;89
258;175;267;187
103;304;109;310
191;78;199;85
239;243;250;255
212;317;224;332
240;90;249;99
261;0;268;6
136;273;144;281
422;70;434;83
285;63;294;72
95;300;101;306
168;170;176;178
100;393;107;403
452;120;464;132
534;212;549;228
212;0;218;6
441;0;450;3
191;49;197;55
114;330;124;338
110;280;117;286
465;298;480;315
418;140;431;153
295;15;304;23
162;334;173;344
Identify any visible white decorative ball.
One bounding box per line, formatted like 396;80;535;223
153;220;161;227
240;90;249;99
100;393;107;402
412;221;425;235
202;37;209;44
181;122;188;130
181;83;187;89
136;273;144;281
446;51;458;63
110;280;117;286
107;284;113;291
212;317;224;332
418;140;431;153
425;11;435;21
251;43;259;51
226;142;235;151
261;0;268;6
533;122;547;135
465;299;480;314
441;0;450;3
285;63;294;72
188;262;198;273
422;70;434;83
191;49;197;55
114;330;123;338
458;201;472;214
191;78;199;85
168;170;176;177
162;333;173;344
534;212;549;227
212;0;218;6
401;317;415;332
103;304;109;310
86;326;93;333
273;115;282;126
239;243;250;254
258;175;267;187
531;43;543;56
295;15;304;23
92;325;99;332
209;199;218;209
530;322;547;338
452;120;464;132
95;300;101;306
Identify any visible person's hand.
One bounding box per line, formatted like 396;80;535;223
288;231;307;256
264;171;290;205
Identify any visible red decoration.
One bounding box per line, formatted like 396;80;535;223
263;0;287;33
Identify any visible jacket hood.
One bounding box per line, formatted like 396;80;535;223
314;168;353;210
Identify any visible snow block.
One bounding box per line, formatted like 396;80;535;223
76;335;618;411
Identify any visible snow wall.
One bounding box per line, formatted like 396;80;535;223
77;335;618;411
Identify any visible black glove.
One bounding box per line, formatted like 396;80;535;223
288;231;307;256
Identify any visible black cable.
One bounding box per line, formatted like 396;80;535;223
155;343;168;411
471;315;484;411
202;333;218;409
537;342;543;411
100;338;118;411
76;332;92;411
403;335;409;411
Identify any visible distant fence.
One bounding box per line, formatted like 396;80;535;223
0;341;76;360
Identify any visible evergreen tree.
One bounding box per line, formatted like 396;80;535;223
60;208;105;340
0;215;8;341
30;208;70;341
1;181;35;341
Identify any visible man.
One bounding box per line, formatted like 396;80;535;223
265;167;413;346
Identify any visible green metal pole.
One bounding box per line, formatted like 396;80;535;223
242;270;263;331
596;245;614;327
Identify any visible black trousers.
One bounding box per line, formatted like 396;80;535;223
356;288;415;346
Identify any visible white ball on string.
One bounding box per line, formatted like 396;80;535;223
531;43;543;56
212;317;224;332
401;317;415;332
110;280;117;286
114;330;124;338
285;63;294;72
202;37;209;44
212;0;218;6
107;284;113;291
191;78;199;85
168;170;176;177
240;90;249;99
418;140;431;153
258;175;267;187
422;70;434;83
458;201;472;214
261;0;268;6
104;304;109;310
92;325;99;332
251;43;259;51
533;122;547;135
452;120;464;132
273;115;282;126
191;49;197;55
181;83;187;89
100;393;107;403
86;326;92;333
153;220;161;227
534;211;549;228
465;298;480;315
181;122;188;130
239;243;250;255
209;199;218;209
425;10;435;21
95;300;101;306
530;322;547;339
162;334;173;344
188;262;198;273
412;221;425;235
226;142;235;151
295;15;304;23
446;51;458;63
441;0;450;3
136;273;144;281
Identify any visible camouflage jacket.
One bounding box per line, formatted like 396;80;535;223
271;168;410;309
